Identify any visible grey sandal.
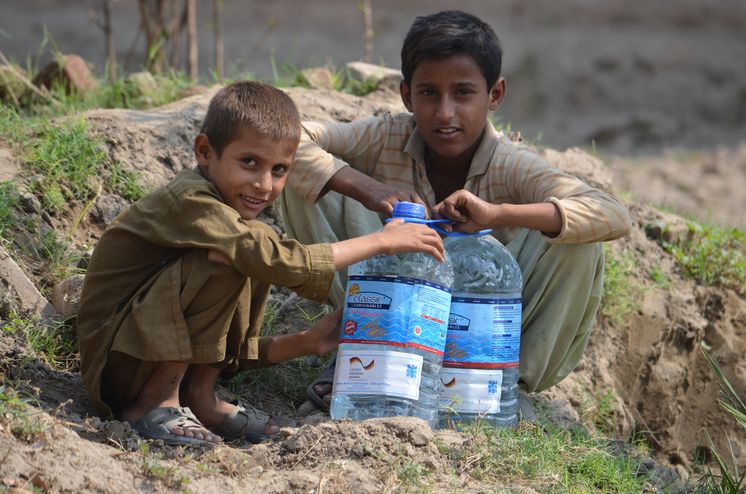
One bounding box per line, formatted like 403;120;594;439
211;403;296;444
129;406;214;446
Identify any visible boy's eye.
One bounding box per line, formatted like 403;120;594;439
272;164;289;175
241;158;256;166
420;88;437;97
456;88;475;96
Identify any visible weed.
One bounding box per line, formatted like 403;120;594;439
577;387;621;437
696;343;746;493
649;265;671;288
601;244;643;327
441;421;652;492
0;382;46;441
3;312;79;372
138;443;192;490
0;180;21;241
661;221;745;294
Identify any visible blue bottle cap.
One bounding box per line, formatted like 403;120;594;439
392;201;426;220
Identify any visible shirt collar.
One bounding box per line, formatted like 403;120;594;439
403;118;504;179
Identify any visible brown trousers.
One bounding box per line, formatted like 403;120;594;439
98;249;270;416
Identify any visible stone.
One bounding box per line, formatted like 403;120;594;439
126;71;158;96
0;244;54;320
345;61;402;88
33;54;98;95
52;274;85;320
300;67;336;90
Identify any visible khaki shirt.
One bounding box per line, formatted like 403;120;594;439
288;113;630;244
77;168;334;415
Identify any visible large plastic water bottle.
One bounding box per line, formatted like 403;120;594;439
330;202;454;428
438;231;523;428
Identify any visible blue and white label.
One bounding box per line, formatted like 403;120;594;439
340;275;451;356
443;293;522;368
439;368;503;413
333;348;423;399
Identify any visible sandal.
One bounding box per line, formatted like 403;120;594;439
211;403;296;444
305;356;336;412
129;406;215;446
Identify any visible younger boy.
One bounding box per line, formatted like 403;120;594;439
76;81;445;446
280;10;631;414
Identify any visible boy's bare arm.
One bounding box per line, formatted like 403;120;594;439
326;167;426;215
434;189;562;235
330;218;444;269
264;308;342;364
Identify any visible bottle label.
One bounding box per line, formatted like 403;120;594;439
443;293;521;367
333;348;423;399
439;368;503;413
340;275;451;356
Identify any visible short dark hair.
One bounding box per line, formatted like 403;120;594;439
200;81;301;157
401;10;502;88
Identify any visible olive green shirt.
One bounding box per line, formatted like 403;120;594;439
77;167;335;416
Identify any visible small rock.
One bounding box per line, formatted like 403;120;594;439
52;274;85;320
33;54;98;95
93;194;129;225
20;192;41;214
300;67;336;90
408;429;430;447
126;71;158;96
345;61;402;88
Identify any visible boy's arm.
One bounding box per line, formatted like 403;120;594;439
263;308;342;364
326;167;426;215
329;218;444;268
288;116;426;214
434;190;562;236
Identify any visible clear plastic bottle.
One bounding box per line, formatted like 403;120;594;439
438;232;523;428
330;202;453;428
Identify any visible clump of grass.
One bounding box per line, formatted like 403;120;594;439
661;221;745;294
0;180;21;240
577;386;622;436
601;244;643;327
138;443;191;490
0;382;46;441
696;342;746;493
439;422;653;492
3;313;79;372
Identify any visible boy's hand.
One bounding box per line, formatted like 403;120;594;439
378;219;445;262
433;190;496;233
304;308;343;355
361;183;427;217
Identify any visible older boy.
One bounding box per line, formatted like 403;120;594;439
280;10;631;415
76;81;445;446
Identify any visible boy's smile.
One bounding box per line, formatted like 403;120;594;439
195;129;296;220
400;55;505;170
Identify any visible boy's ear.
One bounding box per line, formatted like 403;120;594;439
488;77;507;111
400;80;414;112
194;134;214;167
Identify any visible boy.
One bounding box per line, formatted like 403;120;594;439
76;81;445;446
280;10;631;415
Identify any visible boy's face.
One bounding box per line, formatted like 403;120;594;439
195;129;296;220
400;54;505;165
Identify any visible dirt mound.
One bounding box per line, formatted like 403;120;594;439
0;85;744;491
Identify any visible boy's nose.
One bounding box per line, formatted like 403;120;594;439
253;172;273;192
436;96;456;120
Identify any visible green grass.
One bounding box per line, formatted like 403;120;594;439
696;343;746;494
439;422;653;493
0;382;45;441
660;221;745;294
0;180;21;241
601;244;643;327
2;313;79;372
